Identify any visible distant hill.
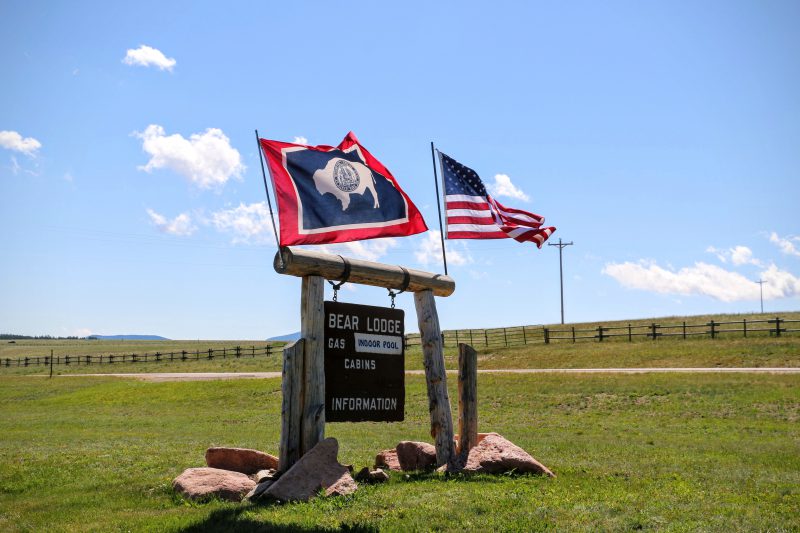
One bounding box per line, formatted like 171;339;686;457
267;331;301;342
88;335;170;341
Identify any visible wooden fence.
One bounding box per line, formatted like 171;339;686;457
405;316;799;349
1;345;276;369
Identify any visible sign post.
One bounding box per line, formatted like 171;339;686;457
274;247;457;471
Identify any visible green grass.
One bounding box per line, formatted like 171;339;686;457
1;372;798;531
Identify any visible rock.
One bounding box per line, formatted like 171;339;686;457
262;438;357;502
462;433;555;477
375;448;401;471
173;467;256;502
205;447;278;475
355;467;390;483
324;474;358;497
454;432;492;454
245;479;276;501
252;469;277;483
396;441;437;471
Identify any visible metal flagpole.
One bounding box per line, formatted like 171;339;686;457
548;238;574;324
430;141;448;275
255;130;283;267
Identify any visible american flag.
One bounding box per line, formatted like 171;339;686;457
440;151;556;248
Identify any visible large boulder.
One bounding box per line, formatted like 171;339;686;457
462;433;554;477
260;438;357;502
375;448;401;471
173;467;256;502
396;441;437;471
205;447;278;475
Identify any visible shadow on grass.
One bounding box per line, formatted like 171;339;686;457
178;506;377;533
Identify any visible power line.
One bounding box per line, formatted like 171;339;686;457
547;238;574;325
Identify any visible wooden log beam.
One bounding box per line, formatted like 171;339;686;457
300;276;325;456
458;343;478;457
278;338;304;472
274;247;455;297
414;289;456;469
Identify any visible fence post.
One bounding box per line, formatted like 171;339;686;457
208;348;213;360
181;350;187;361
597;326;604;342
522;325;527;344
223;347;227;359
458;343;478;458
279;339;304;473
155;352;161;362
455;330;459;345
469;329;474;346
236;346;241;358
544;328;550;345
743;319;747;338
775;317;782;337
683;321;687;339
710;320;716;339
572;326;576;343
49;350;53;378
24;357;29;367
484;330;488;346
651;323;657;341
87;355;91;365
65;355;70;365
503;327;508;346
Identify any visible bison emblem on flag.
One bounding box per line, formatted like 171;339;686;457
259;132;427;245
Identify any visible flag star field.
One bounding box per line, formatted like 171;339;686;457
1;1;799;339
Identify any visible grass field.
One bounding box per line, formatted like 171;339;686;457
1;371;798;531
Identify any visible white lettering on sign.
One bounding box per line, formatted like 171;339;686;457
366;317;402;334
344;358;376;370
327;338;345;349
330;397;399;411
328;313;359;331
354;333;403;355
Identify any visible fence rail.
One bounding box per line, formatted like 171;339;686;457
1;345;276;369
4;317;798;369
405;317;799;349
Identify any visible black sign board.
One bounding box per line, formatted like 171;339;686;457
324;301;404;422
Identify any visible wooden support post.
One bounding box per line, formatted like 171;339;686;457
279;339;304;473
300;275;325;456
458;343;478;458
415;289;456;470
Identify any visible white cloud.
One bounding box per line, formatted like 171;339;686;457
123;45;176;71
317;238;399;262
415;231;470;267
0;130;41;156
211;202;275;244
769;232;800;258
487;173;529;201
146;208;197;236
292;136;308;145
705;245;761;266
602;260;800;302
63;172;73;182
9;155;20;175
134;124;245;189
73;328;93;338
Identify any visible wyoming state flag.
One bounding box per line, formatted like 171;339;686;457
259;132;428;246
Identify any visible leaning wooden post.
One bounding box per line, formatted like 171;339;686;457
415;289;456;470
300;275;325;456
279;339;304;472
458;343;478;457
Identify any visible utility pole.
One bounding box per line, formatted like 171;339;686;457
548;238;574;324
755;279;766;314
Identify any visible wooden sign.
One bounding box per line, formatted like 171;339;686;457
323;301;405;422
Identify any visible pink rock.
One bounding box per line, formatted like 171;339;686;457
463;433;555;477
396;441;437;471
375;448;401;471
173;467;256;502
263;438;358;502
205;447;278;475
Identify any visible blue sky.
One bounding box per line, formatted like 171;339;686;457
2;1;799;339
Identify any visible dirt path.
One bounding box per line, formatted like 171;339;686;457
65;367;800;382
